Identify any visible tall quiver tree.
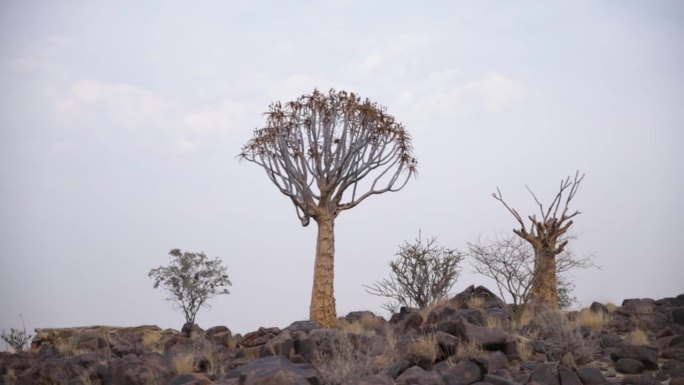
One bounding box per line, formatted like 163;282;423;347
492;171;584;309
240;89;417;327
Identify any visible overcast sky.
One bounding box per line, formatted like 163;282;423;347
1;1;683;339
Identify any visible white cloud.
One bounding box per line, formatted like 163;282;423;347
462;73;526;113
350;33;432;77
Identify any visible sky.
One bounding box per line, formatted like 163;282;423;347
1;1;683;341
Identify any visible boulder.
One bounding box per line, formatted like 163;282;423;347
109;353;173;385
241;327;281;348
456;319;507;349
530;362;559;385
395;365;446;385
435;330;460;358
441;359;483;385
206;326;232;346
558;365;582;385
576;365;607;385
483;374;520;385
223;356;318;385
170;373;214;385
285;320;323;333
589;302;609;314
615;358;645;374
347;374;396;385
611;345;658;370
621;299;657;315
672;307;684;326
260;330;294;358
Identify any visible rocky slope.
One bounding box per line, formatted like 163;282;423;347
1;285;683;385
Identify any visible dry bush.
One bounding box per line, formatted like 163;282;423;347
54;336;82;358
485;314;506;330
625;329;649;345
577;308;611;331
313;330;373;385
605;303;618;313
336;314;382;336
525;309;599;363
419;296;452;321
3;369;17;385
141;330;164;352
336;319;366;335
514;335;532;362
172;351;196;374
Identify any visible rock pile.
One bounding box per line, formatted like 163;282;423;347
1;286;683;385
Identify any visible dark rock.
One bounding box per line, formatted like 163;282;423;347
671;378;684;385
395;365;446;385
385;359;411;379
609;314;634;333
260;330;294;358
441;359;483;385
576;366;607;385
347;374;396;385
345;311;379;323
14;357;74;385
456;319;507;349
285;320;323;333
621;299;656;315
636;313;669;331
673;308;684;326
487;351;509;374
558;365;582;385
170;373;213;385
390;307;420;325
662;359;684;378
483;374;520;385
530;362;558;385
223;356;318;385
110;353;173;385
293;332;317;362
400;312;424;333
241;327;281;348
181;322;205;338
611;345;658;370
662;347;684;361
436;330;460;358
206;326;232;346
590;302;609;314
600;333;623;349
615;358;645;374
441;374;466;385
621;372;658;385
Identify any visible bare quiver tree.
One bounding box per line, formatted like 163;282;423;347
365;233;465;314
468;233;593;313
240;89;417;327
492;171;585;309
149;249;232;325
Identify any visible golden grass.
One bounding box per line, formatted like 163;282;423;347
485;315;506;330
577;308;611;331
172;352;196;374
453;340;488;362
513;335;532;362
605;302;618;313
466;296;486;310
54;336;81;357
407;334;438;363
359;313;383;330
3;369;17;385
141;330;164;353
336;313;383;335
625;329;649;345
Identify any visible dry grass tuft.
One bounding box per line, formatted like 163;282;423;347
625;329;649;345
467;296;486;310
54;336;83;358
512;335;532;362
453;340;488;362
524;309;599;363
577;308;611;331
141;330;164;353
605;302;618;313
172;351;196;374
3;369;17;385
406;333;438;364
313;330;373;385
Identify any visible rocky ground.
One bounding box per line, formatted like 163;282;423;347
1;285;683;385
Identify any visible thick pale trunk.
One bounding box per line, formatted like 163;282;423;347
530;248;558;309
309;214;337;328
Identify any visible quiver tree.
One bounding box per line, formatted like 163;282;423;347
240;89;417;327
468;233;593;314
492;171;585;309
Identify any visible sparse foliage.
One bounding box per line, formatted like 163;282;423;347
1;315;32;352
492;171;586;308
365;233;465;314
149;249;232;325
240;89;417;327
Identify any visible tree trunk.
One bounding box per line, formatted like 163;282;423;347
530;248;558;309
309;214;337;327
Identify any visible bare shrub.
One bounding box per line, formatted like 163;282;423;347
313;330;373;385
524;309;599;363
365;233;465;313
1;315;33;352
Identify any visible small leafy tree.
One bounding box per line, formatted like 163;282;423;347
365;233;465;313
1;314;32;352
149;249;232;325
